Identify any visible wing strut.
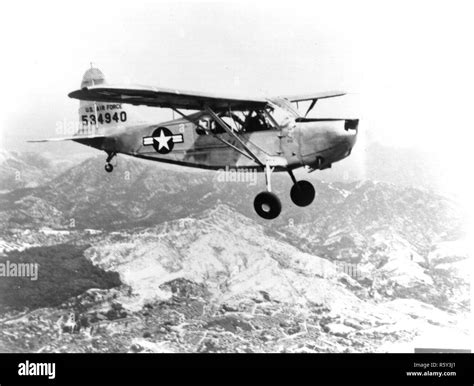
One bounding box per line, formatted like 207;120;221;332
205;107;265;168
170;107;257;163
304;99;317;117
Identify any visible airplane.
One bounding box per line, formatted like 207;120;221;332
30;67;358;220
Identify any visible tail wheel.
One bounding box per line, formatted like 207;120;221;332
254;191;282;219
290;180;315;207
105;163;114;173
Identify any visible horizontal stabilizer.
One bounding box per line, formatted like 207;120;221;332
27;134;105;143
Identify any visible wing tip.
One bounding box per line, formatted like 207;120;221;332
284;90;347;102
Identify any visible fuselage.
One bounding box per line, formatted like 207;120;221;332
76;110;358;172
70;67;358;173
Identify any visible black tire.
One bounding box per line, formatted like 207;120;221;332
105;163;114;173
290;180;315;207
254;191;282;220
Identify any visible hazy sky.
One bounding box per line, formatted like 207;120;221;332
1;0;473;148
1;0;474;202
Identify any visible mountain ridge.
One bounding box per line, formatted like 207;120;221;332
0;150;469;353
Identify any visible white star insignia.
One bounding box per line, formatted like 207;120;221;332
153;130;172;150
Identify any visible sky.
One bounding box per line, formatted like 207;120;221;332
0;0;473;195
1;0;473;147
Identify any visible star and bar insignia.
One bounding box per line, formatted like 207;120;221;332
143;127;184;154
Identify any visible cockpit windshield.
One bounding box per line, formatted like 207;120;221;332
268;98;299;118
266;103;297;130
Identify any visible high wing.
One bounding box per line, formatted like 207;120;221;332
68;84;268;112
280;90;346;102
278;90;346;117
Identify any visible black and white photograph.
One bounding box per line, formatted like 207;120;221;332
0;0;473;383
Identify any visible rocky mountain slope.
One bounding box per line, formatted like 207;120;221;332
0;152;469;353
0;205;469;353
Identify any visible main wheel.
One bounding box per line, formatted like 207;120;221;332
105;163;114;173
254;191;282;219
290;180;315;207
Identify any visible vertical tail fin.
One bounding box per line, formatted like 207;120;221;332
77;67;147;136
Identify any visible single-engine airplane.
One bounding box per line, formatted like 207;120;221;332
30;67;358;219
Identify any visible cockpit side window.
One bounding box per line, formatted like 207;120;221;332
195;109;283;135
243;110;269;132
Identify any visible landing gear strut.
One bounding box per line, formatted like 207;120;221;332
105;152;116;173
254;163;281;220
288;170;315;207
